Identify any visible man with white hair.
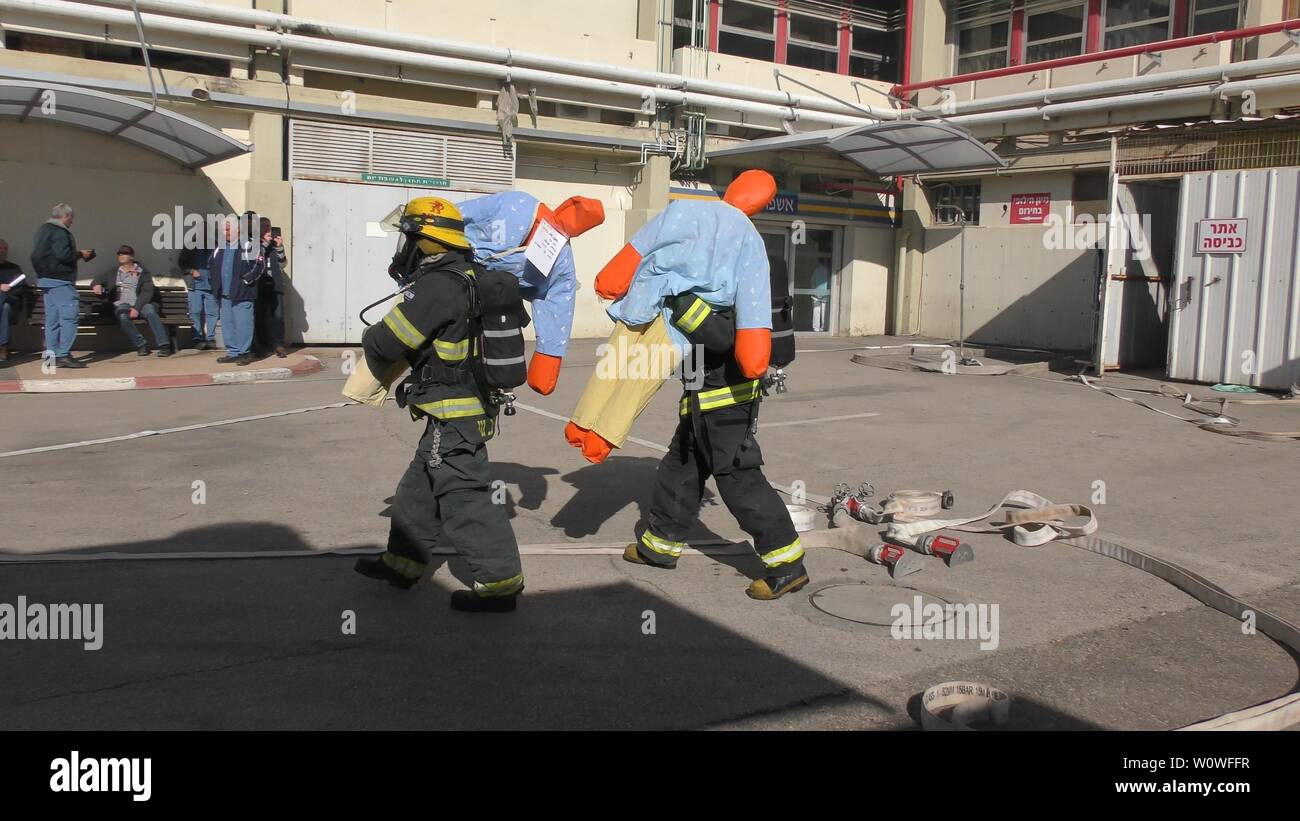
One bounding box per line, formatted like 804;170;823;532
210;214;265;365
30;203;95;369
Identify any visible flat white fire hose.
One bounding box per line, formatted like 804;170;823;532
803;491;1300;731
1072;374;1300;442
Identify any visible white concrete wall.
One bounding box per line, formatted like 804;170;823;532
918;170;1099;351
839;225;894;335
977;171;1077;227
290;0;654;70
513;147;639;342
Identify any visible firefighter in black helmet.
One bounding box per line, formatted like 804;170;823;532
345;196;523;612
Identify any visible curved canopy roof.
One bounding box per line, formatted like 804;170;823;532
0;80;250;168
708;119;1006;176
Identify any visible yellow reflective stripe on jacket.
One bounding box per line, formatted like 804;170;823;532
641;530;685;558
678;379;762;416
760;538;804;568
412;395;487;420
383;551;427;579
382;304;426;350
675;298;712;333
474;572;524;597
433;337;469;362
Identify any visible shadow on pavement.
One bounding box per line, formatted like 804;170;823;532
1;522;342;558
0;522;882;729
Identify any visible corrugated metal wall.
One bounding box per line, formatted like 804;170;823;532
1169;169;1300;390
919;227;1099;352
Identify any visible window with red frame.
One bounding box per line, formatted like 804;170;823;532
948;0;1246;75
669;2;901;82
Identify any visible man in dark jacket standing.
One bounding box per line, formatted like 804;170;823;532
211;215;265;366
179;241;217;350
30;203;95;369
91;245;172;357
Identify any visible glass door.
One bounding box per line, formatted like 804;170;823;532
758;224;839;334
792;228;837;333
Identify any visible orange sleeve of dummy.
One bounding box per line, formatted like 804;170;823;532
527;352;562;396
734;328;771;379
594;244;641;300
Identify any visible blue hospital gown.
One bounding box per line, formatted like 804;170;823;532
607;200;771;348
459;192;578;358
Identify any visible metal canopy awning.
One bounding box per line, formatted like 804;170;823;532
0;80;250;169
708;120;1007;176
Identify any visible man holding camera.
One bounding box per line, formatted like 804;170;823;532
255;217;288;359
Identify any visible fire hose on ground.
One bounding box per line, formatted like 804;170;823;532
793;487;1300;731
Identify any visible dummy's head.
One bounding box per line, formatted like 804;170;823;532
722;169;778;216
549;196;606;237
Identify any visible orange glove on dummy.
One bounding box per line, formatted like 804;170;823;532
524;196;605;396
527;352;562;395
723;170;778;381
594;244;642;301
735;328;771;379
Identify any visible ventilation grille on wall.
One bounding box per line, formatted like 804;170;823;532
288;120;514;192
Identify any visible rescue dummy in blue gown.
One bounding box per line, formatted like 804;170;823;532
565;170;778;462
459;192;605;395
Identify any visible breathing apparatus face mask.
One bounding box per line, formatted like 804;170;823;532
389;232;423;287
379;204;423;287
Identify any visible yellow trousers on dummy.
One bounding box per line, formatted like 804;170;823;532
570;315;679;449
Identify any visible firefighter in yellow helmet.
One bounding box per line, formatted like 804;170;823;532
345;196;524;612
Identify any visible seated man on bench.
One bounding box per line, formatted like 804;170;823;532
91;244;172;357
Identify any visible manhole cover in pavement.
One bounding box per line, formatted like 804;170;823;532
809;583;953;628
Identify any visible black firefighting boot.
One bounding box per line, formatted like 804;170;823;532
745;561;810;601
353;555;417;590
623;543;683;570
450;589;520;613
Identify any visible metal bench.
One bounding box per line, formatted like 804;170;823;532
27;284;193;348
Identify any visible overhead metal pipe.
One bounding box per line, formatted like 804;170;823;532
948;85;1224;130
0;0;890;127
894;18;1300;96
914;52;1300;119
68;0;901;121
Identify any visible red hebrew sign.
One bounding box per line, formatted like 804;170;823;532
1196;218;1248;253
1010;193;1051;224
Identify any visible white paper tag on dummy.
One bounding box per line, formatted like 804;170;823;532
524;219;567;278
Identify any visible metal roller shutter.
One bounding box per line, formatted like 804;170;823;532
288;119;514;192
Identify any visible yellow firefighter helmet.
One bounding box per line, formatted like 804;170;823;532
399;196;471;255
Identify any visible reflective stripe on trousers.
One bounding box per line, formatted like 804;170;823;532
759;538;803;568
474;572;524;597
640;529;686;558
678;379;761;416
383;551;427;579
